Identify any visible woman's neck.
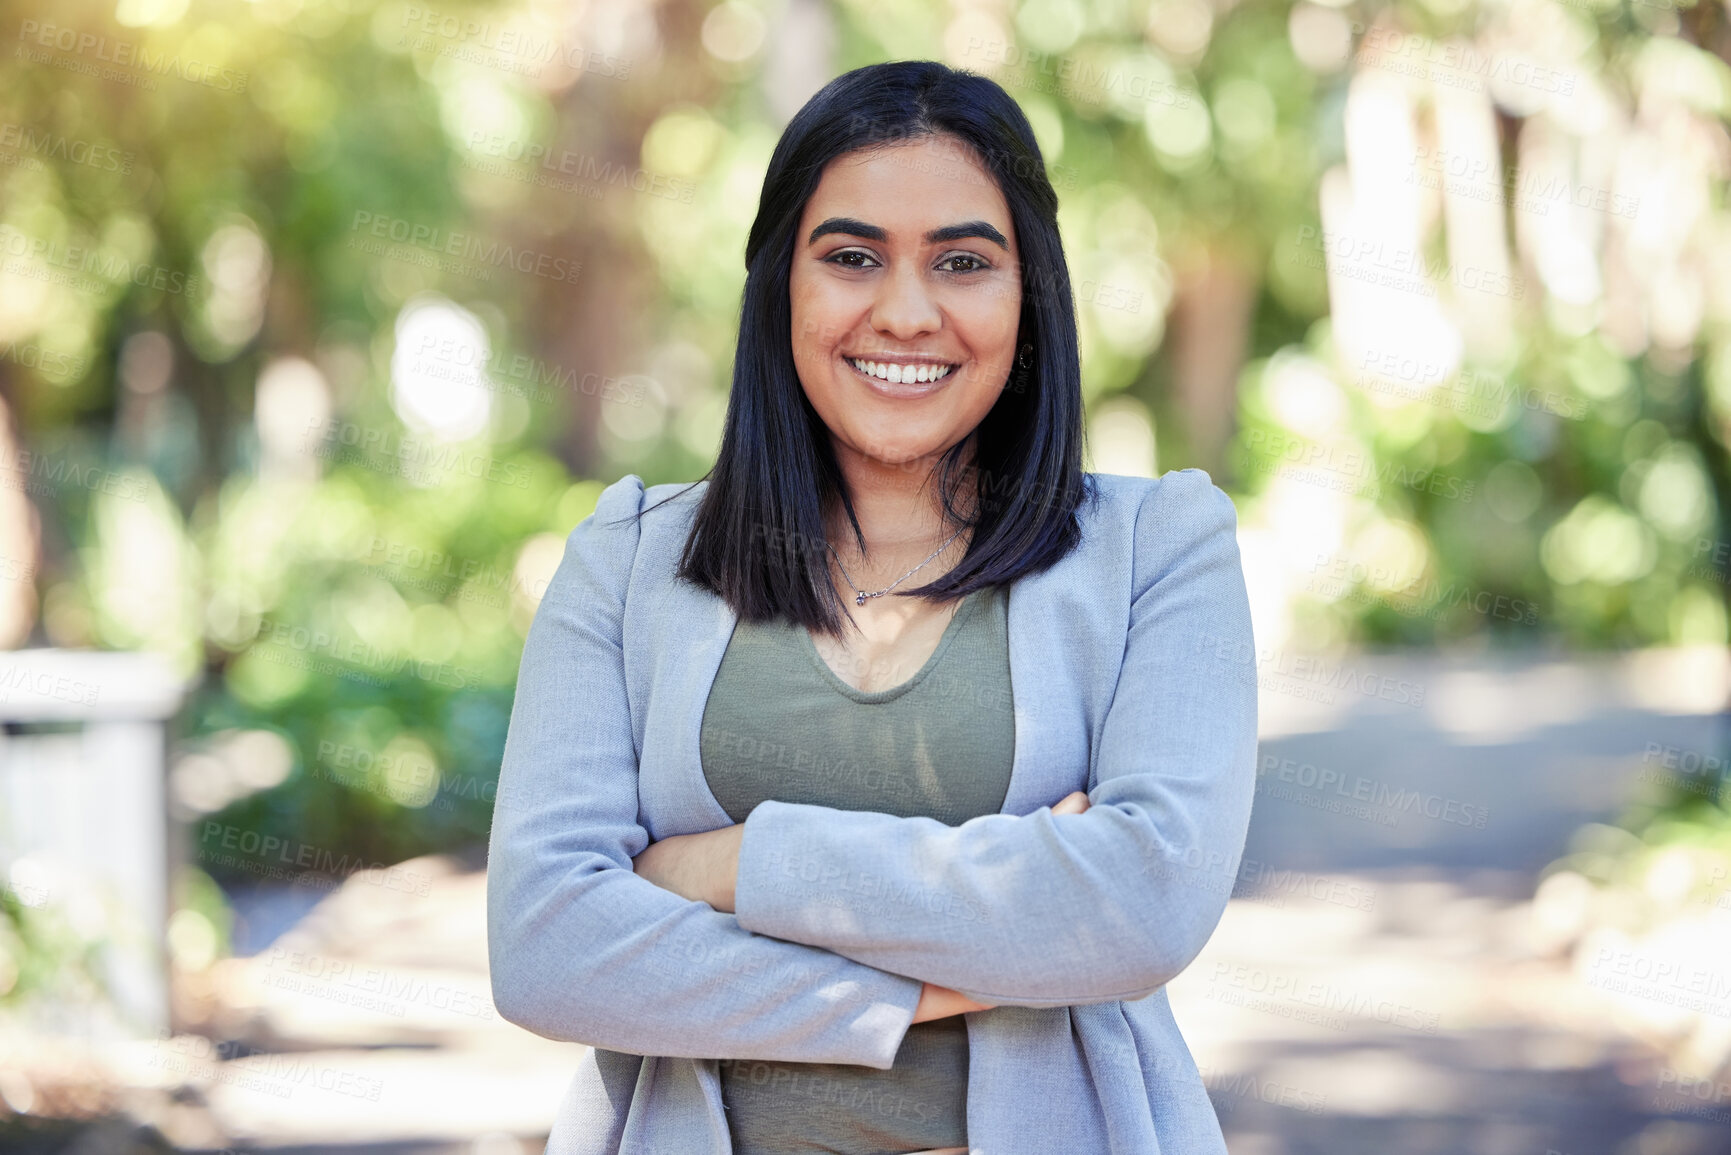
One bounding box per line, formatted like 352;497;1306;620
824;444;978;588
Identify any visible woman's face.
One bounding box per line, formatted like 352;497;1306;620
789;133;1022;475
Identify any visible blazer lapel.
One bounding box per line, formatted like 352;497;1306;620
1000;559;1097;815
628;483;1108;838
628;556;739;839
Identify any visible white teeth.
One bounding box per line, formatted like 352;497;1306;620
848;358;954;384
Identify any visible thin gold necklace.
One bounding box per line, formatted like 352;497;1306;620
826;526;967;607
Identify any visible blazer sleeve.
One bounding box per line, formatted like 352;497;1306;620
486;474;925;1067
729;469;1259;1007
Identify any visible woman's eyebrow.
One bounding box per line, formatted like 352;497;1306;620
808;217;886;244
806;217;1011;250
925;221;1009;250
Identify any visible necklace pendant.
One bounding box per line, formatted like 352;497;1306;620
855;591;867;606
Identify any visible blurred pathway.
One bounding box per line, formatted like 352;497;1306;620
1167;647;1731;1155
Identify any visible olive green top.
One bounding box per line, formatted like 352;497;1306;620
699;584;1015;1155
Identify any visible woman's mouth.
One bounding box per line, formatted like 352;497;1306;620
844;357;959;387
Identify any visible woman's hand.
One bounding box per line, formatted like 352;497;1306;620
909;791;1089;1027
1051;789;1091;816
912;981;996;1023
631;824;745;912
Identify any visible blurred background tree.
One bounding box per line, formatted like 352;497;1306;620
1;0;1727;904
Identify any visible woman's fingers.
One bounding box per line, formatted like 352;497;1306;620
914;983;997;1022
1051;790;1091;815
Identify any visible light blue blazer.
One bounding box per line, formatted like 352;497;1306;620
486;467;1259;1155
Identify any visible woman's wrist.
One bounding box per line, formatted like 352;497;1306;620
631;823;745;912
912;982;994;1023
912;982;946;1023
650;790;1087;915
713;822;744;912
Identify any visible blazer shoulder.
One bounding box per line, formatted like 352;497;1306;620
1140;468;1238;528
578;474;707;540
556;475;647;605
1078;471;1149;527
1083;469;1236;532
1127;468;1242;599
590;473;647;526
644;477;708;508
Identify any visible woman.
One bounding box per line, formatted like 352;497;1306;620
487;60;1258;1155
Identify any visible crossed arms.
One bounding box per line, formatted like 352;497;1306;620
485;471;1257;1069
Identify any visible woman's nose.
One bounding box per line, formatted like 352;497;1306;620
869;263;941;340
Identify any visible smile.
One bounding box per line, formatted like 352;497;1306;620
845;357;958;385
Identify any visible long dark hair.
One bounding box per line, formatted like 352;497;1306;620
638;60;1092;638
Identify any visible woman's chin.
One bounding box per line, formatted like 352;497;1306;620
836;434;952;471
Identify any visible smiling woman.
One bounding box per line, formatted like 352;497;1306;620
674;61;1089;649
793;142;1021;502
487;60;1259;1155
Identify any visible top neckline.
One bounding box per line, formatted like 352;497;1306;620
797;588;988;704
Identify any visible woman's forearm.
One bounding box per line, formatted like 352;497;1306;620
631;822;744;911
635;837;994;1020
632;790;1093;1023
911;981;995;1022
633;790;1094;912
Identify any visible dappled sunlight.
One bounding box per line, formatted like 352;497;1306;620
0;0;1729;1150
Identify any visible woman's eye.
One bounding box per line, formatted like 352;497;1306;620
938;253;990;274
826;250;877;269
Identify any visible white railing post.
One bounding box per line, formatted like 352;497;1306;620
0;649;192;1039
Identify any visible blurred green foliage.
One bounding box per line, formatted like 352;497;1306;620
0;0;1729;895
